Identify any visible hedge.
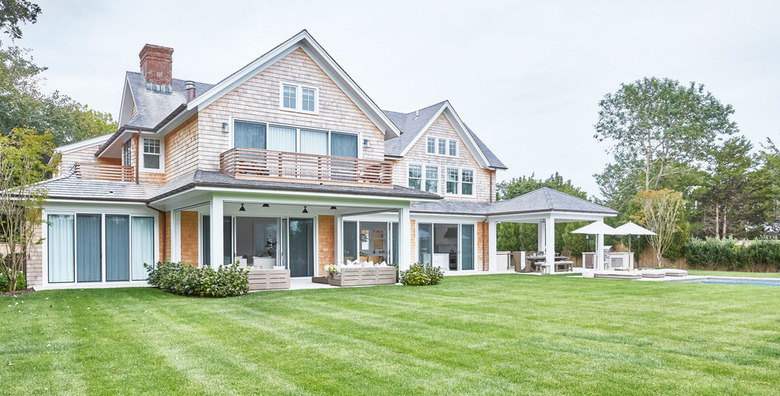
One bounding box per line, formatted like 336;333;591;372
145;261;249;297
685;238;780;271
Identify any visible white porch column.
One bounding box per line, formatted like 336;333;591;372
397;206;412;271
171;210;181;262
537;221;545;252
596;232;605;271
544;215;556;273
335;214;343;266
210;195;224;267
488;219;498;273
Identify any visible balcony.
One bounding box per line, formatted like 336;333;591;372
219;147;393;188
73;163;135;182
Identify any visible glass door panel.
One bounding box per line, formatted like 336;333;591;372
76;214;101;282
48;214;74;283
418;223;432;266
106;215;130;281
288;218;314;277
343;221;357;263
461;224;475;271
131;217;154;280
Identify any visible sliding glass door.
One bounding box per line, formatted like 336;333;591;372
288;218;314;277
48;214;74;283
106;215;130;281
201;215;234;266
131;217;154;280
418;223;433;266
76;214;101;282
461;224;475;271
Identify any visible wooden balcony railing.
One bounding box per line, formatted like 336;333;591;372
220;147;393;188
73;163;135;182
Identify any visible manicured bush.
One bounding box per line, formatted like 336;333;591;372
145;261;249;297
400;263;444;286
0;270;26;292
685;237;780;271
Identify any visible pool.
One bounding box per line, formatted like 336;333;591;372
669;277;780;287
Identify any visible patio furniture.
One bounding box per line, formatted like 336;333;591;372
248;268;290;290
555;261;574;272
664;269;688;277
593;271;641;280
582;252;596;269
328;266;396;287
253;256;275;269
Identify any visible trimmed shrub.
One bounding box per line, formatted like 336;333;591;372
145;261;249;297
685;237;780;271
400;263;444;286
0;271;26;292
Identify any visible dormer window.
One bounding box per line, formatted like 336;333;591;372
280;82;318;113
426;137;458;157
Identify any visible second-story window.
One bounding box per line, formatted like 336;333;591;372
408;165;422;190
425;165;439;193
233;120;358;158
122;140;132;167
142;138;162;171
280;82;318;113
446;167;475;196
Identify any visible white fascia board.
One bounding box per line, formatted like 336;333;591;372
55;134;113;155
117;77;136;126
185;30;400;139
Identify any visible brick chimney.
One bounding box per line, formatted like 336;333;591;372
139;44;173;93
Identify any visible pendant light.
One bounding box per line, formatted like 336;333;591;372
302;206;308;214
239;203;246;212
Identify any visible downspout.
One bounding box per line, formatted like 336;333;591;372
146;203;167;261
489;171;494;203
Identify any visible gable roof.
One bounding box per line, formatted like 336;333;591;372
488;187;617;216
383;101;507;169
186;29;401;139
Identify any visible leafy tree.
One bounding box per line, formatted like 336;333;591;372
594;77;737;208
632;189;686;267
754;138;780;235
691;136;762;239
0;128;56;292
0;0;41;41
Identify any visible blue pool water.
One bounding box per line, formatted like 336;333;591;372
670;277;780;287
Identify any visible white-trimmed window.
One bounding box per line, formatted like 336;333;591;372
233;120;358;158
279;82;318;113
425;165;439;193
409;164;439;193
142;138;162;171
122;140;132;167
428;137;458;157
408;164;422;190
446;167;475;196
426;137;436;154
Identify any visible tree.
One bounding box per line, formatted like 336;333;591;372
632;189;685;267
0;128;56;292
0;0;41;41
754;138;780;235
692;136;761;239
594;77;738;207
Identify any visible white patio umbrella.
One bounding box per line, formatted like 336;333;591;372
570;220;617;235
571;221;618;271
613;221;656;254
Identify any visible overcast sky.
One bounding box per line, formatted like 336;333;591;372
16;0;780;198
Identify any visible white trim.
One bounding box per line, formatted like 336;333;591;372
139;137;165;173
186;31;400;139
399;102;491;169
278;81;319;115
407;163;440;195
444;167;476;197
55;134;113;154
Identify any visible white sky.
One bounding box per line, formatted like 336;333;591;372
17;0;780;198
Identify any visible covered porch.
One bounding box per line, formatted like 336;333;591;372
148;172;437;289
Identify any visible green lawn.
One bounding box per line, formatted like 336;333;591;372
686;269;780;278
2;275;778;395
